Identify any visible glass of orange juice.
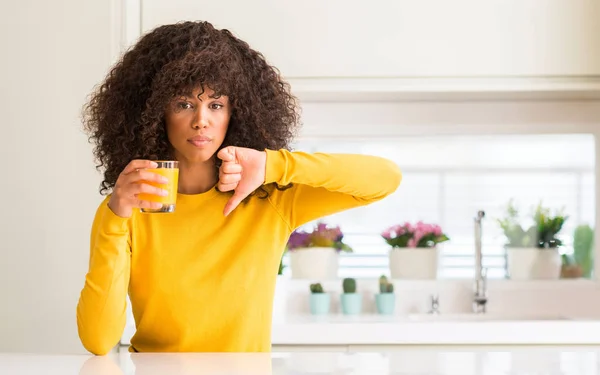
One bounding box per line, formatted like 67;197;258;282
138;160;179;213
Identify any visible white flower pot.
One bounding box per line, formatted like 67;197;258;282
506;247;561;280
389;247;438;279
289;247;339;280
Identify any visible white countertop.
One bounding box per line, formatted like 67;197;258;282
121;313;600;347
4;347;600;374
272;314;600;345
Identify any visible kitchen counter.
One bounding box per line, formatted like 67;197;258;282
3;347;600;374
272;314;600;345
121;314;600;347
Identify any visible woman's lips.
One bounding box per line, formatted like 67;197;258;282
188;136;212;148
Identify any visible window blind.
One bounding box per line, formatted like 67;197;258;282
281;134;595;279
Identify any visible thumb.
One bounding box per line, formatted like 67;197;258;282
217;146;236;163
223;190;247;217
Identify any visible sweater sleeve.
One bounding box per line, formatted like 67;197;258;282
264;149;402;230
76;197;131;355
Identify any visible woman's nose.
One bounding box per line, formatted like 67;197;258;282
192;108;209;129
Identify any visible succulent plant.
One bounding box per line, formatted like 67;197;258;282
342;278;356;294
380;282;394;293
574;224;594;278
379;274;394;294
309;283;324;293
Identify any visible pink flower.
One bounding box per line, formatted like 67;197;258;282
288;222;353;252
316;223;328;232
412;229;426;247
382;221;449;248
382;224;406;239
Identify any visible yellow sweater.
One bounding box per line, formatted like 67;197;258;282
76;149;402;355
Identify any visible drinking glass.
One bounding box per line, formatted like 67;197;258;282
138;160;179;213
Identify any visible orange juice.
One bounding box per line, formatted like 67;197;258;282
138;161;179;213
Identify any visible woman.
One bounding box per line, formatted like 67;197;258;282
77;20;402;355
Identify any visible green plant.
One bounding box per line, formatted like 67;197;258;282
533;202;567;248
497;200;568;249
310;283;324;293
497;199;537;248
342;278;356;294
573;224;594;278
379;275;394;293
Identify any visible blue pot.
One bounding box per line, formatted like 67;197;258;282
341;293;362;315
310;293;331;315
375;293;396;315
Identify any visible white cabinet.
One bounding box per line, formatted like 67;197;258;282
140;0;600;79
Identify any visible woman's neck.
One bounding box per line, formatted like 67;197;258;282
176;158;218;195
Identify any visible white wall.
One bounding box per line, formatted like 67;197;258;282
0;1;114;353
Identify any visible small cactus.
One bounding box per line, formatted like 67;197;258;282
310;283;324;293
379;274;394;294
574;224;594;278
342;278;356;293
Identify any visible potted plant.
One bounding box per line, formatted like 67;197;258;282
561;254;584;279
382;221;449;279
375;275;395;315
498;200;567;280
309;283;330;315
340;278;361;315
286;222;352;279
573;224;594;278
560;224;594;279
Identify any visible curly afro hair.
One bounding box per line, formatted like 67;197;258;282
83;20;301;195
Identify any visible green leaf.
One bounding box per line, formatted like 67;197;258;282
337;242;353;252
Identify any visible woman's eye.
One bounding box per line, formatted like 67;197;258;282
177;102;192;110
210;103;223;110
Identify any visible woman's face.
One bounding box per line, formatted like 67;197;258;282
164;86;231;164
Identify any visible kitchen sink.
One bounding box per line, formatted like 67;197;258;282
405;313;570;321
288;313;572;324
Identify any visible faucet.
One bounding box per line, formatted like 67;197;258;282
428;294;440;314
473;210;487;314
